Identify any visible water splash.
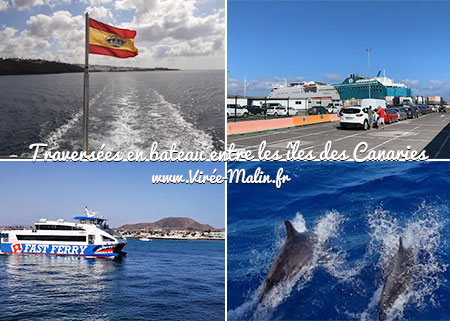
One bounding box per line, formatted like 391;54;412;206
228;211;347;320
362;203;447;320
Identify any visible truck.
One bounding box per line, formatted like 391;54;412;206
361;99;386;127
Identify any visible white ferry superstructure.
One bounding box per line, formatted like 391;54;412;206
0;208;126;258
268;81;341;100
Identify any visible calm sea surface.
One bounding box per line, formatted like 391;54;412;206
0;70;224;156
228;162;450;321
0;239;224;320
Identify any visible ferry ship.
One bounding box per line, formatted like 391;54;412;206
333;72;413;101
268;81;340;100
0;208;126;258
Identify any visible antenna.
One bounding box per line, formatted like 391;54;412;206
84;206;97;217
244;76;247;97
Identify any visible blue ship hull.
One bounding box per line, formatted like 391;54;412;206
0;242;126;257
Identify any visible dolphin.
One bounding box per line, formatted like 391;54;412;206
378;237;415;321
259;220;318;302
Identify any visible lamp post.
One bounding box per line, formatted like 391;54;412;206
365;48;372;99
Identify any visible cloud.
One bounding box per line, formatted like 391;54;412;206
26;10;83;38
0;26;51;58
227;77;244;95
402;78;421;87
86;6;115;21
0;0;8;10
324;73;343;83
429;79;447;88
0;0;224;69
10;0;70;10
0;11;84;62
402;78;450;99
11;0;43;10
81;0;112;5
114;0;224;59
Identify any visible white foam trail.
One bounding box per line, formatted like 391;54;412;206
360;287;382;321
88;88;215;154
314;211;365;283
41;87;107;153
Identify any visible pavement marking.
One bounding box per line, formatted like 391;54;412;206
367;125;422;152
434;128;450;158
242;128;338;149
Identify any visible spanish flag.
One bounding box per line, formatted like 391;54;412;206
89;18;138;58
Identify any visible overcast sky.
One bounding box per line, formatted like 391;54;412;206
228;1;450;100
0;0;224;69
0;162;225;228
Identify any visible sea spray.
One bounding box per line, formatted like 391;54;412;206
229;212;348;320
362;203;448;320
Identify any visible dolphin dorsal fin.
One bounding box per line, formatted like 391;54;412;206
284;220;298;240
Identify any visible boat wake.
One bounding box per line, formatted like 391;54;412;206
35;85;215;156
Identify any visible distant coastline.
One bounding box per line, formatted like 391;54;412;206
118;217;225;240
0;58;180;76
127;235;224;241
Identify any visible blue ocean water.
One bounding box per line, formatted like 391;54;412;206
227;162;450;321
0;239;224;321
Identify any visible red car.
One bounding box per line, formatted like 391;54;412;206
385;108;399;124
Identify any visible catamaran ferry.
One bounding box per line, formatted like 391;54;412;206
0;208;126;258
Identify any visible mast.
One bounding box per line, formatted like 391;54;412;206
82;12;90;152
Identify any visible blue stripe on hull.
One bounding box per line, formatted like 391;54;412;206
0;243;120;257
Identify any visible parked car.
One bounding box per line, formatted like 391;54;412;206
439;105;447;113
431;105;438;112
404;106;419;118
326;102;342;114
385;108;399;123
412;106;421;117
227;104;249;118
308;106;328;115
245;105;267;115
340;106;370;130
266;105;297;117
419;105;429;114
261;103;283;110
393;107;408;121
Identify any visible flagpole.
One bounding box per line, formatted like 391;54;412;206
82;12;89;152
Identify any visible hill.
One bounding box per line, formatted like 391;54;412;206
0;58;179;75
118;217;222;232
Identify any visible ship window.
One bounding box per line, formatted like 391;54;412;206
36;225;85;231
17;235;87;242
102;235;114;242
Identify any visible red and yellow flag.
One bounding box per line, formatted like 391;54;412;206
89;18;138;58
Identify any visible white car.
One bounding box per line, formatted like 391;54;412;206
227;104;249;118
340;106;371;130
266;106;298;117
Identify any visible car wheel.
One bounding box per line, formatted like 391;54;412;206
274;112;278;117
243;113;248;118
363;120;369;130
